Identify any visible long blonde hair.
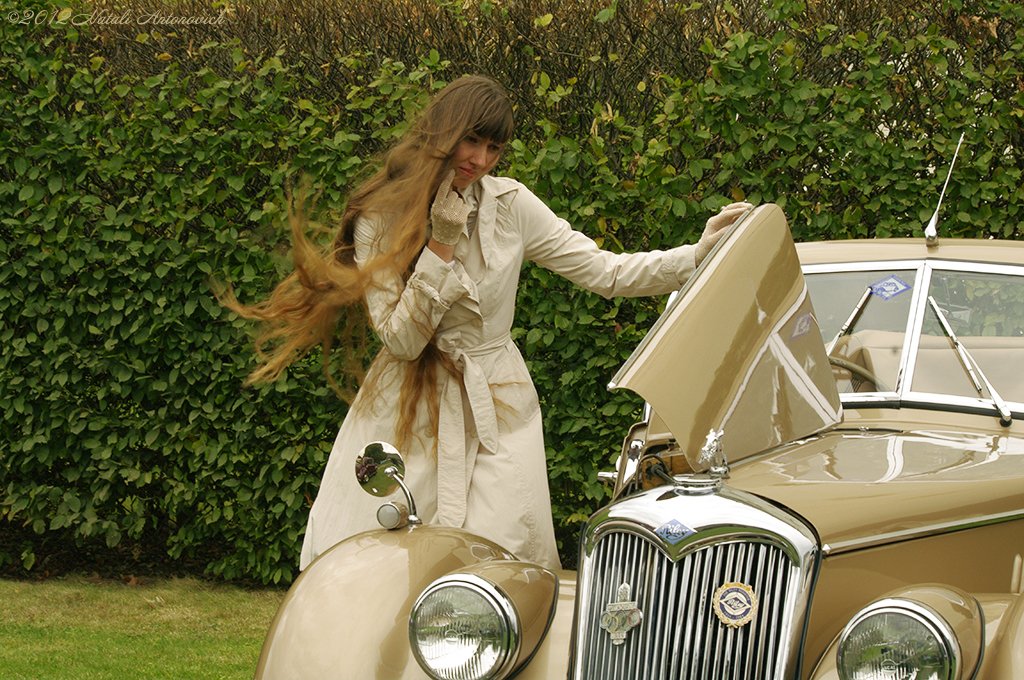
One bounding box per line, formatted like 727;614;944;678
220;75;514;447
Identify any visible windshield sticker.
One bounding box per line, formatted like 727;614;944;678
789;312;814;341
870;275;912;301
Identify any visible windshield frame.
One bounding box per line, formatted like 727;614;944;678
802;259;1024;421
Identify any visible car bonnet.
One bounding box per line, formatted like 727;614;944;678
726;425;1024;553
609;203;843;472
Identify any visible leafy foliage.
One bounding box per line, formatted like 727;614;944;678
2;0;1022;582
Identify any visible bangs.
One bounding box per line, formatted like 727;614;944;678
471;99;514;145
416;75;515;154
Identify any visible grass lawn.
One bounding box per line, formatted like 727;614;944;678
0;575;285;680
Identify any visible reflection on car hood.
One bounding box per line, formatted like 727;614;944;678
610;204;842;471
728;427;1024;553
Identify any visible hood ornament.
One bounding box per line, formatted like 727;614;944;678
599;583;643;645
699;429;729;478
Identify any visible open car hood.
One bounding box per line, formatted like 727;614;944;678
609;204;842;471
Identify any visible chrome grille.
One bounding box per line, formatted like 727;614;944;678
572;530;805;680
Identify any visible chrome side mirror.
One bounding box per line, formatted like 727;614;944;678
355;442;421;529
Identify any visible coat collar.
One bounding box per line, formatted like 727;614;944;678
473;175;519;269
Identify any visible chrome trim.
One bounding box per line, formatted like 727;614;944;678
570;484;819;680
802;259;1024;278
801;260;924;274
409;573;521;680
837;598;961;680
923;259;1024;278
896;262;931;394
822;509;1024;555
841;393;1024;422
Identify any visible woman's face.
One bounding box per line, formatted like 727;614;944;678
449;134;504;190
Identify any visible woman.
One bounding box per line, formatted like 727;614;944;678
225;75;750;571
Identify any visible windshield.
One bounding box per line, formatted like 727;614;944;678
805;264;1024;414
918;270;1024;403
806;268;919;394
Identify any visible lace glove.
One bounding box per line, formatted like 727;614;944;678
695;202;753;266
429;170;470;246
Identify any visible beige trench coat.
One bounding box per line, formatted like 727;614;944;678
299;175;699;571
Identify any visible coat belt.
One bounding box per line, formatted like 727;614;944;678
434;333;506;528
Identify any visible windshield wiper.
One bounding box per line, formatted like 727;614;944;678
825;287;873;356
927;296;1013;427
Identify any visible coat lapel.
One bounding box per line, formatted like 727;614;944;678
475;175;519;270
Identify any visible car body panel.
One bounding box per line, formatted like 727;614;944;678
503;577;574;680
809;590;1024;680
981;592;1024;678
803;527;1024;671
610;204;842;473
255;526;517;679
727;422;1024;554
796;238;1024;268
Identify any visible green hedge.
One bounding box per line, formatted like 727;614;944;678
2;0;1022;584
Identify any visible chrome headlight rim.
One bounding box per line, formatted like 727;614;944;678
409;573;521;680
837;597;962;680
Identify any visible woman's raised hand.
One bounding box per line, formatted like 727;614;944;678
430;170;470;246
695;202;753;266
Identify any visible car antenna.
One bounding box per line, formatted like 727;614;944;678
924;130;967;248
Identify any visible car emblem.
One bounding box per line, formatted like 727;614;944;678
699;429;724;465
599;583;643;645
789;312;813;340
700;429;729;477
712;582;758;628
655;519;695;545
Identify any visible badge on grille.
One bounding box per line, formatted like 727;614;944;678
655;519;695;545
599;583;643;645
712;582;758;628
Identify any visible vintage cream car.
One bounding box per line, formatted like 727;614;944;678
254;204;1024;680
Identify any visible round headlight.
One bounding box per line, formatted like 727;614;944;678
837;598;961;680
409;574;520;680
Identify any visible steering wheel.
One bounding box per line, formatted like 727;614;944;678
828;357;892;393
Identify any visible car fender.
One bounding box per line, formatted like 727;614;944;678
808;586;1024;680
254;524;571;680
977;590;1024;679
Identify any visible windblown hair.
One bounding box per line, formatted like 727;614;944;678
218;75;514;451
